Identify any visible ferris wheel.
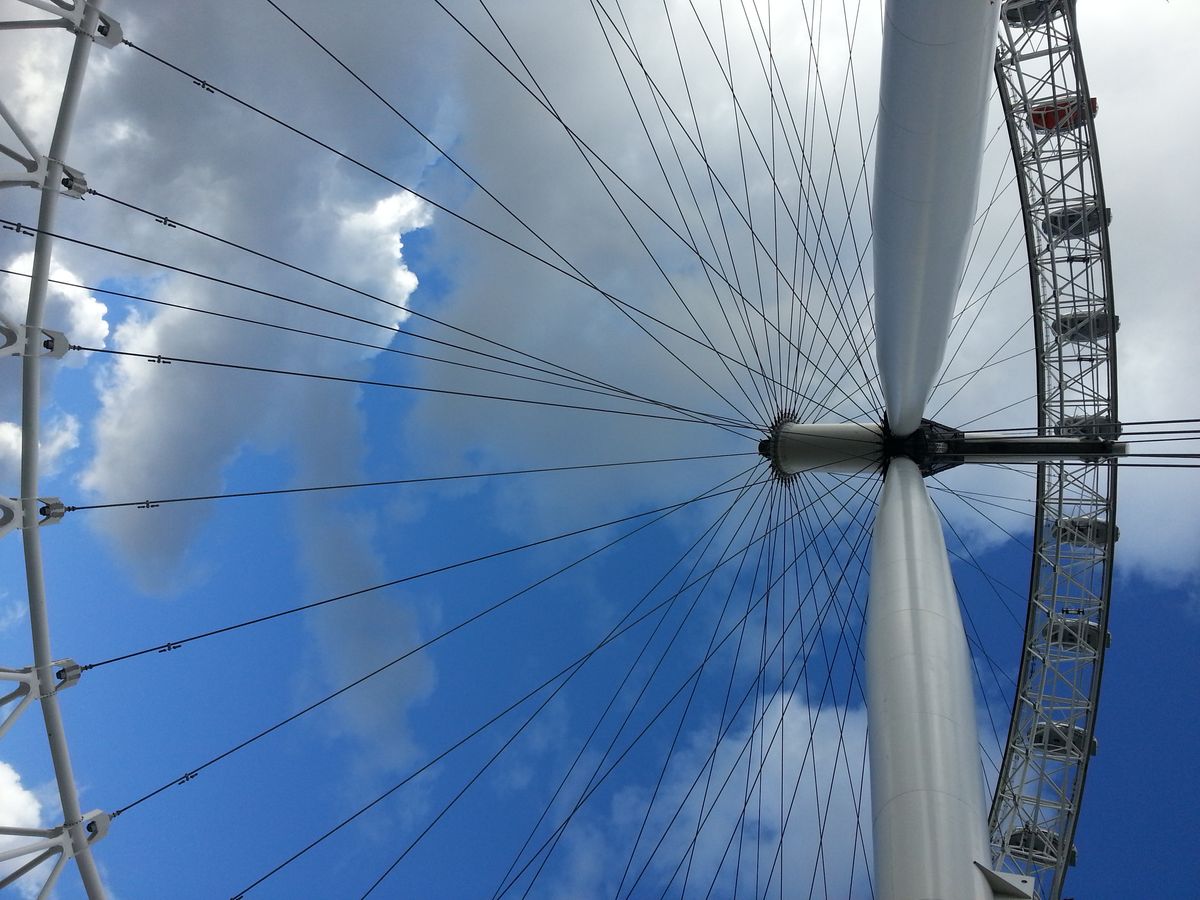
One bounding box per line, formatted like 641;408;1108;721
0;0;1160;897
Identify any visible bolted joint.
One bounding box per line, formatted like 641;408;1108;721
35;658;83;699
71;809;111;855
38;498;67;523
56;162;89;198
881;417;965;477
0;156;90;198
91;11;124;48
15;0;124;49
0;659;82;739
0;497;68;539
53;660;83;690
0;809;110;896
1;320;73;359
974;861;1034;898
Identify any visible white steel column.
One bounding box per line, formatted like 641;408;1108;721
868;2;1005;896
873;0;1000;436
14;1;110;896
867;458;992;899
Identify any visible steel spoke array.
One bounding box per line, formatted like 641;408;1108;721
0;1;1137;899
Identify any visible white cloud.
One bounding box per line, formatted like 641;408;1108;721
0;414;80;484
2;5;448;825
76;185;430;592
336;192;433;309
0;761;50;900
0;255;110;443
0;251;106;491
1;0;1187;589
0;19;65;153
2;1;1197;893
286;385;437;776
0;594;25;633
544;695;872;898
1070;3;1200;583
0;252;110;360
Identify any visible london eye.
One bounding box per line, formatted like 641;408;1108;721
1;1;1195;898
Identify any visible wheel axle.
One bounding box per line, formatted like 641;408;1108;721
760;415;1127;479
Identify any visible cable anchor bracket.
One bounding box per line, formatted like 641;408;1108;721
0;659;82;741
0;316;71;359
974;861;1034;898
0;155;89;196
0;496;67;539
8;0;123;47
0;808;110;897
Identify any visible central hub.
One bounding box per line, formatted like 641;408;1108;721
760;419;884;479
880;418;966;477
760;415;1126;480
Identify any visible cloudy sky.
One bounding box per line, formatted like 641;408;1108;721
1;0;1197;897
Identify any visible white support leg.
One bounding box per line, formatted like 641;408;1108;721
866;458;993;899
872;0;1001;437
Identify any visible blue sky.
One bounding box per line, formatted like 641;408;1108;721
1;1;1198;898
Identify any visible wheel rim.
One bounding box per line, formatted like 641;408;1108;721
0;1;1118;900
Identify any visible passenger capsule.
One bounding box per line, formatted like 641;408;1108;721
1041;204;1111;240
1030;96;1097;132
1052;310;1119;343
1052;516;1118;548
1003;0;1066;28
1041;616;1104;653
1054;410;1122;440
1006;824;1076;866
1030;720;1095;757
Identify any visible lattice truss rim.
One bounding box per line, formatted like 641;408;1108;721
988;2;1119;898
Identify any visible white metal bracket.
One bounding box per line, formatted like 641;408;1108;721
1;0;120;197
0;658;81;740
0;154;88;197
0;497;67;539
0;809;110;899
0;320;72;358
3;1;123;48
976;861;1035;898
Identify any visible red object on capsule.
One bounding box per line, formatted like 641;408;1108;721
1029;96;1098;132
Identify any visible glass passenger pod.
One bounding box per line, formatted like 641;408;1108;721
1006;824;1078;867
1051;516;1118;548
1054;409;1123;440
1052;310;1119;343
1041;616;1105;653
1030;96;1098;132
1030;720;1096;758
1003;0;1066;28
1041;204;1112;240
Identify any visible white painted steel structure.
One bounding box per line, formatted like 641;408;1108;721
769;422;882;476
867;2;1012;896
0;0;1122;896
760;2;1118;895
872;0;1002;438
0;1;118;897
867;457;995;900
988;3;1120;897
